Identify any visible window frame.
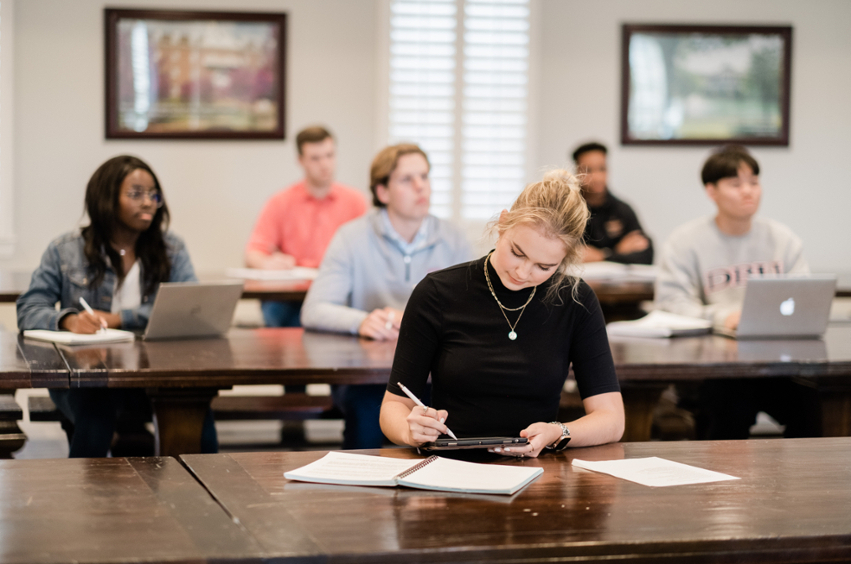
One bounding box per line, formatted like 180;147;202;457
377;0;541;239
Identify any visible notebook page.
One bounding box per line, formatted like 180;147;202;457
22;329;135;345
572;457;739;487
284;452;422;486
399;457;543;495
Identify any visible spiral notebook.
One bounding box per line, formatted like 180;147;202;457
22;328;135;345
284;451;543;495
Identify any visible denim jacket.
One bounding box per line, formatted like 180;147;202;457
17;231;197;331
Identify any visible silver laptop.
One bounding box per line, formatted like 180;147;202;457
142;281;244;340
716;275;837;339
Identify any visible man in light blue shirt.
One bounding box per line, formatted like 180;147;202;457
302;143;473;448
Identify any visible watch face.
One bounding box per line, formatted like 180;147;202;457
554;437;571;451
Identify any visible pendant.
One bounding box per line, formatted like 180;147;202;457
508;331;517;340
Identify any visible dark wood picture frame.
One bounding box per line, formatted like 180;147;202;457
105;9;287;140
621;24;792;146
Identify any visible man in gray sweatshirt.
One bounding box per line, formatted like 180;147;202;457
301;143;473;449
655;145;818;439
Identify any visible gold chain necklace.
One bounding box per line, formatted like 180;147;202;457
484;253;536;340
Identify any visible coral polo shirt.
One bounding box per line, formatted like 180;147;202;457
246;181;368;268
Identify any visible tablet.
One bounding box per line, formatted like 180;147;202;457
421;436;528;451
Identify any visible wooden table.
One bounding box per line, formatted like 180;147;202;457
611;326;851;441
44;326;851;456
6;270;850;303
0;456;265;564
180;438;851;563
0;333;70;457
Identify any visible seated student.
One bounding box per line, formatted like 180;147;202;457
301;143;473;449
379;169;624;456
655;145;817;439
572;142;653;264
17;155;217;458
245;126;367;328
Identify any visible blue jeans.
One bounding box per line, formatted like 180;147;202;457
261;301;303;328
49;388;218;457
262;301;306;395
331;384;387;450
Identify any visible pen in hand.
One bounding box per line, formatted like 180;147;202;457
79;297;107;333
397;382;458;440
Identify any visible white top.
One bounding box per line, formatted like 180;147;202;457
112;261;142;314
654;215;808;328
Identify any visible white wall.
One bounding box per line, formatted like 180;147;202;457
5;0;378;272
537;0;851;272
6;0;850;274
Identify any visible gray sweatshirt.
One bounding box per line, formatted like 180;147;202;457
301;209;473;334
655;215;808;327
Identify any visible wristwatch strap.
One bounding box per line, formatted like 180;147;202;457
545;421;571;451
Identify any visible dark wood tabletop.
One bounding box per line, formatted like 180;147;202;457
46;325;851;452
0;456;265;564
54;325;851;388
0;333;69;389
5;270;850;303
180;438;851;563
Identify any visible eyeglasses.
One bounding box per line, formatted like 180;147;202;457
125;189;164;208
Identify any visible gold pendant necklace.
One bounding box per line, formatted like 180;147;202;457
484;253;536;340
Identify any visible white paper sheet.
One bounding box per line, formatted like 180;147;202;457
572;457;740;487
606;310;712;338
225;267;318;281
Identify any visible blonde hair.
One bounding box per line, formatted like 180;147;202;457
369;143;430;207
488;169;589;303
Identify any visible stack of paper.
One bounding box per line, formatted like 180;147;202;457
225;267;318;281
606;310;711;338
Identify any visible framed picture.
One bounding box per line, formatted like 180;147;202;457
105;9;286;140
621;24;792;146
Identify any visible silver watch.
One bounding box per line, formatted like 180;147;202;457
545;421;571;451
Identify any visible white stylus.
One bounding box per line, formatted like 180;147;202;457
79;297;107;333
397;382;458;440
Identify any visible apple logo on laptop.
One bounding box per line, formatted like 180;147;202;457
779;297;795;316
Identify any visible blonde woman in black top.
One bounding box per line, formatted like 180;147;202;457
380;169;624;458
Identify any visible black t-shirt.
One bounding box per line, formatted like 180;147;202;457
584;190;653;264
387;255;620;437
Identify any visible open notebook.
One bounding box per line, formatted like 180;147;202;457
22;328;135;345
284;451;543;495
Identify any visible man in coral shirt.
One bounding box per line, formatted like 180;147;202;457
246;126;367;327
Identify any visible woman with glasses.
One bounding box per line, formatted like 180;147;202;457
17;154;217;457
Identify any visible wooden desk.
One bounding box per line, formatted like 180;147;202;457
611;327;851;440
0;333;70;390
836;271;851;298
0;456;264;564
0;334;69;457
180;438;851;563
7;270;850;304
50;326;851;456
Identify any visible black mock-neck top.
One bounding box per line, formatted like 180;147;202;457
387;254;620;437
